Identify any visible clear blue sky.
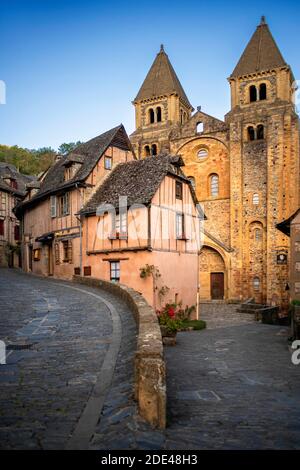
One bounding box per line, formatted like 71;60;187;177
0;0;299;150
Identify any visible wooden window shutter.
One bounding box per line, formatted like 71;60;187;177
54;243;60;265
67;239;73;263
50;196;57;218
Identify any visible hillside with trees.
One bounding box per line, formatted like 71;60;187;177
0;141;82;175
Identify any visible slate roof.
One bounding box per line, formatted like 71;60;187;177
231;18;288;78
16;124;134;213
79;154;200;216
0;162;36;197
134;45;192;108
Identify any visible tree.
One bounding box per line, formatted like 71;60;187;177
57;141;82;155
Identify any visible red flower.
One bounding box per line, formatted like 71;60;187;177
168;307;175;318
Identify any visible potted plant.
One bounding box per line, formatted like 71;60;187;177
156;304;183;346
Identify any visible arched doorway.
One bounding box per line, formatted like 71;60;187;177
199;246;226;300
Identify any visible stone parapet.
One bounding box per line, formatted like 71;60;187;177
73;275;166;429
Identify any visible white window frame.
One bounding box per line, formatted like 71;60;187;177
110;261;120;282
104;156;112;170
115;212;127;235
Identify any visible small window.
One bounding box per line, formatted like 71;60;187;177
144;145;151;157
247;126;255;141
14;225;20;241
198;148;208;159
62;240;72;263
188;176;196;190
104;156;112;170
60;192;70;216
149;108;155;124
33;248;41;261
0;219;4;236
115;212;127;236
259;83;267;100
210;174;219;197
176;213;184;239
10;179;18;189
50;195;57;218
257;124;264;140
151;144;157;156
249;85;257;102
255;228;262;241
253;193;259;205
156;107;162;122
196;122;203;133
175;181;183;200
253;277;260;291
110;261;120;282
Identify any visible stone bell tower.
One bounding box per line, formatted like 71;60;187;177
226;16;300;308
130;45;193;158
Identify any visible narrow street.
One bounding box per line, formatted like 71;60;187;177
1;269;300;449
0;268;137;449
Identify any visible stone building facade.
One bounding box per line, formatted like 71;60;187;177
130;18;300;309
0;163;37;268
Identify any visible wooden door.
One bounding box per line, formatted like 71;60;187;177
211;272;224;300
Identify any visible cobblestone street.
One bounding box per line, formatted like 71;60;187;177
164;304;300;449
0;268;137;449
1;270;300;450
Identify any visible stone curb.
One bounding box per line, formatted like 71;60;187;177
73;276;166;429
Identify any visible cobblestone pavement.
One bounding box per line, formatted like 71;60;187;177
164;303;300;449
0;268;138;450
200;302;255;329
2;271;300;450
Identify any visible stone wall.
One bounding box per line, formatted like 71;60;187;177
73;275;166;429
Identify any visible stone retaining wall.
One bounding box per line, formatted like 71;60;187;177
73;276;166;429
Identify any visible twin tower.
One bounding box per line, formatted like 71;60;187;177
130;17;299;309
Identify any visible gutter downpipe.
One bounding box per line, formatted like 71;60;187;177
75;183;83;276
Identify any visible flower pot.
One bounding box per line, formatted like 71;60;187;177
160;325;177;346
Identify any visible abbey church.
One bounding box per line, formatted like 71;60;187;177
130;17;300;309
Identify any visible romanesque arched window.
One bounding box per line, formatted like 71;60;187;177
210;174;219;197
248;126;255;141
196;122;203;133
156;107;162;122
257;124;264;140
249;85;257;102
149;108;155;124
255;228;262;241
151;144;157;156
144;145;151;157
253;193;259;205
259;83;267;100
253;276;260;291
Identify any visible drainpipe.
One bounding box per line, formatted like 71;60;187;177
75;184;83;276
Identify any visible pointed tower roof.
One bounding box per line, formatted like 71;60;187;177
134;45;192;108
231;17;288;78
